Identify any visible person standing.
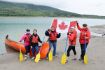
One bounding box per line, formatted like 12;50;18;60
30;29;42;59
67;27;77;61
19;29;31;60
45;26;61;56
77;23;91;61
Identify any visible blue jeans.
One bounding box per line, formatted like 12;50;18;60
32;45;39;57
49;41;57;56
25;45;30;55
80;43;88;60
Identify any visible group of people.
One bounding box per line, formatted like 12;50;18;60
19;22;91;62
19;29;42;60
67;23;91;62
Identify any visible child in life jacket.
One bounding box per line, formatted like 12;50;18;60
67;27;77;61
19;29;31;60
30;29;42;59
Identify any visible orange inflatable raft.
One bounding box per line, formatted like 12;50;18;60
5;35;26;53
5;35;49;59
40;42;49;59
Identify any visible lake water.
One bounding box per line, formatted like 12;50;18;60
0;17;105;54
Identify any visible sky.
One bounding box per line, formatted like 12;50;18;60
2;0;105;16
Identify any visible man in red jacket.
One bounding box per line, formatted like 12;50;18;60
67;27;77;61
77;23;91;61
45;26;61;56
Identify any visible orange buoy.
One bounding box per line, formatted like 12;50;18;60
40;42;49;59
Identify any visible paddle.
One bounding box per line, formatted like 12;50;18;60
19;44;24;62
48;50;53;61
34;37;45;63
84;36;88;64
34;51;40;63
61;38;68;64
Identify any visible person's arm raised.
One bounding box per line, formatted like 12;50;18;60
77;22;82;31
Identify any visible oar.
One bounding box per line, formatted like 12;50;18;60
48;49;53;61
19;44;24;62
34;36;45;63
61;38;68;64
84;36;88;64
34;51;40;63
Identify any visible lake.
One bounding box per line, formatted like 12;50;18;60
0;17;105;54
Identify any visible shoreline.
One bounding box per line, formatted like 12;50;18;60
0;37;105;70
0;16;105;19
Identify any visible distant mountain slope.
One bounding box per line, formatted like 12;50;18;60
0;1;105;18
0;1;81;17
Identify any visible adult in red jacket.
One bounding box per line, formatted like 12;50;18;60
77;23;91;60
45;26;61;56
67;27;77;60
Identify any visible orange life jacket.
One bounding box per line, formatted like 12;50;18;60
32;35;39;43
49;31;57;41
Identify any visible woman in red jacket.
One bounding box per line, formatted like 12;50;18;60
67;27;77;61
77;23;91;61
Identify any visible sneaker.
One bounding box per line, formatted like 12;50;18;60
66;60;68;63
72;55;77;60
31;57;35;60
72;58;77;61
25;54;30;57
24;57;27;61
79;58;83;61
53;55;57;57
45;57;48;60
24;54;28;57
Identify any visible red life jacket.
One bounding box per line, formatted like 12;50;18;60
24;34;31;42
68;30;77;46
49;31;57;41
79;29;90;44
77;24;91;44
32;35;39;43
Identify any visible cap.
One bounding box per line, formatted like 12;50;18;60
26;29;30;32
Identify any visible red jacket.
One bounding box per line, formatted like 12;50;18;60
77;24;91;44
49;31;58;41
67;30;77;46
19;33;31;46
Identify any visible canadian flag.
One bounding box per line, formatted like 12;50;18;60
51;19;77;33
68;21;77;32
70;21;77;27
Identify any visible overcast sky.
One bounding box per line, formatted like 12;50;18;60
2;0;105;16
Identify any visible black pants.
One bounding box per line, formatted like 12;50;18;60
25;45;30;55
67;46;76;57
80;43;88;60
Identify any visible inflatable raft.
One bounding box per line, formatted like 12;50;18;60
5;35;26;53
40;42;49;59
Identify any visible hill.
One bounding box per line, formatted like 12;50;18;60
0;1;105;18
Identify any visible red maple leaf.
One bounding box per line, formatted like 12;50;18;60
70;21;77;27
59;22;68;30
